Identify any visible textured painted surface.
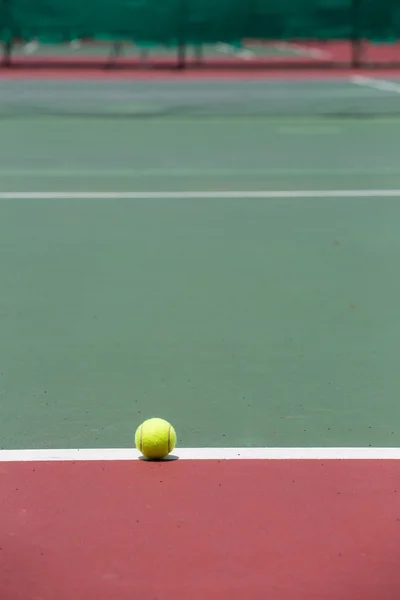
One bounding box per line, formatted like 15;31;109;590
1;192;400;448
1;459;400;599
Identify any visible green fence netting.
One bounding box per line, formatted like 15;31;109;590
0;0;399;45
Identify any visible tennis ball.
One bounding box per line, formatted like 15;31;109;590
135;417;176;459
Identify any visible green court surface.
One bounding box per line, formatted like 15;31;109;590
1;79;400;451
3;188;400;450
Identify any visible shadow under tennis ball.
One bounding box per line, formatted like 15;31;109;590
138;454;179;462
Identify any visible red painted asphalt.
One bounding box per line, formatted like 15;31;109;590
0;67;400;80
0;459;399;599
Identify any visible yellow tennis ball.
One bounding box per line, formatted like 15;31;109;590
135;417;176;459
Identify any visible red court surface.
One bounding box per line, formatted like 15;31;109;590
1;459;399;600
3;40;400;66
1;68;400;81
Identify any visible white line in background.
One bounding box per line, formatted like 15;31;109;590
23;40;39;55
1;190;400;200
351;75;400;94
70;39;82;50
273;42;330;60
215;42;254;60
0;448;400;461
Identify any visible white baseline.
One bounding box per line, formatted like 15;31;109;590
1;190;400;200
0;448;400;461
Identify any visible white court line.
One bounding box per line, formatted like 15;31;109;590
215;42;254;60
236;49;254;60
1;190;400;200
351;75;400;94
70;39;82;50
22;40;39;55
216;41;328;61
0;448;400;461
272;42;330;60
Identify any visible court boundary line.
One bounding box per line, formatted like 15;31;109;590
272;41;330;60
351;75;400;94
1;448;400;461
2;190;400;200
215;42;254;60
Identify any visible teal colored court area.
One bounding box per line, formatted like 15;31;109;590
1;75;400;452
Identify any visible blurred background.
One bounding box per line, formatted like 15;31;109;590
1;0;400;68
0;0;400;118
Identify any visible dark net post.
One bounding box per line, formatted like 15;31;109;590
177;0;187;68
351;0;363;67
